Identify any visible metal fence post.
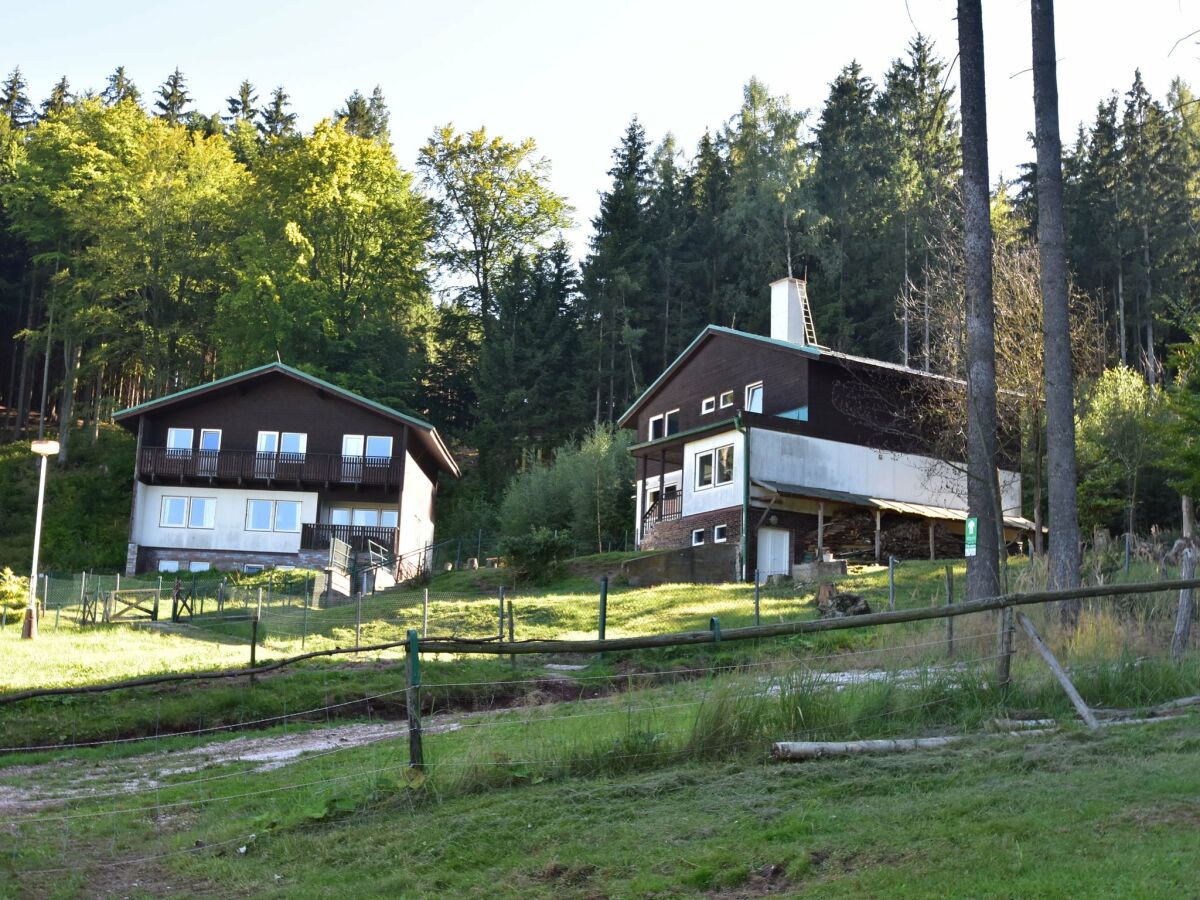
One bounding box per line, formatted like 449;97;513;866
422;588;429;638
355;591;362;650
754;571;761;626
944;564;954;659
507;599;515;668
301;589;309;650
406;628;424;770
598;576;608;641
888;557;896;610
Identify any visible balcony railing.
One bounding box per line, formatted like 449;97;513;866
642;491;682;525
138;447;404;488
301;523;399;552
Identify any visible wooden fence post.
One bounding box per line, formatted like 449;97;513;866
498;586;505;640
507;600;516;668
406;628;424;769
1172;547;1196;661
888;557;896;610
945;564;954;659
1017;612;1098;728
598;576;608;641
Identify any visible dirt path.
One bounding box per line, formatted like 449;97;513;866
0;716;465;816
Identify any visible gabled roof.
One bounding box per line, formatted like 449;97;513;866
114;362;460;477
616;324;961;427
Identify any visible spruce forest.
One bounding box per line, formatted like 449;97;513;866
2;37;1199;551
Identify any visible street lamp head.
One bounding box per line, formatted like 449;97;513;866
30;440;60;457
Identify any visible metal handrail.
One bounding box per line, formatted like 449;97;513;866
139;446;403;487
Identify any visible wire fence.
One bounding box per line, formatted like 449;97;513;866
0;585;1195;890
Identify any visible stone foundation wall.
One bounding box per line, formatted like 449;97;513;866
139;546;329;574
621;542;740;586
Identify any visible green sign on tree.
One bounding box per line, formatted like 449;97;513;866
964;517;978;558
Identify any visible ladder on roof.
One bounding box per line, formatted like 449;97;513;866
797;280;819;347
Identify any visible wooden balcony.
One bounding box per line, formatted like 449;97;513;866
300;523;398;552
138;447;403;489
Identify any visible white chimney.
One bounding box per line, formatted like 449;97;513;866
770;277;817;347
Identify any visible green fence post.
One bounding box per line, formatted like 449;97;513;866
753;571;761;626
598;576;608;641
406;628;424;769
422;588;429;638
709;616;721;644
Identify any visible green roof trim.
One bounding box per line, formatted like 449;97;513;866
113;362;459;477
113;361;435;432
628;416;739;452
616;325;820;427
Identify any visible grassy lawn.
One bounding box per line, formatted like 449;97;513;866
1;669;1196;897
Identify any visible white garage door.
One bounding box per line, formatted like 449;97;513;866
757;527;791;582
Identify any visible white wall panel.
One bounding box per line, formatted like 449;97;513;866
134;485;317;553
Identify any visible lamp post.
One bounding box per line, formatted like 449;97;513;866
22;439;59;640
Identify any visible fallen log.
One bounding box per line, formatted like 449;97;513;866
772;730;1054;760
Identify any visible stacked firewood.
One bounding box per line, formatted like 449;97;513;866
796;511;964;561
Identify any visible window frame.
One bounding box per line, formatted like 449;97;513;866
701;396;716;415
691;529;706;547
648;414;664;441
380;509;399;529
664;409;680;435
713;524;728;544
160;495;188;528
187;496;216;530
273;499;302;533
745;382;764;414
242;564;265;574
166;428;193;455
158;560;180;573
280;432;308;456
188;561;211;573
365;435;393;461
695;450;715;490
718;390;734;409
198;429;221;451
245;498;274;532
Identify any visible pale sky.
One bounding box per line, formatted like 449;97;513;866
4;0;1198;253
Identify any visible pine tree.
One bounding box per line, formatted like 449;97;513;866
40;76;73;118
258;85;297;137
100;66;140;106
337;86;389;139
154;67;191;124
224;79;258;124
0;68;33;127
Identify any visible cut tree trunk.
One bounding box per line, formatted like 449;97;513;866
1172;548;1195;662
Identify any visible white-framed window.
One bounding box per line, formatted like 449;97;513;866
745;382;763;414
158;560;180;573
380;509;399;528
719;390;734;409
188;561;211;573
648;414;664;441
256;431;280;454
352;508;380;527
329;507;352;526
365;435;393;461
274;500;302;533
160;496;188;528
691;529;706;546
714;524;728;543
246;499;274;531
280;432;308;456
701;397;716;415
243;564;265;574
166;428;193;455
695;445;735;490
188;497;216;529
342;434;365;456
664;409;680;435
198;429;221;452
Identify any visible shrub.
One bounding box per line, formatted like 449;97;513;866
498;528;575;584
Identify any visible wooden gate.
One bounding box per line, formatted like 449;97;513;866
103;588;161;622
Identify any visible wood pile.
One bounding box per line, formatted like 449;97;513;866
797;510;964;560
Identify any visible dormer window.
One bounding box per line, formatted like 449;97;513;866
719;391;734;409
745;382;763;414
701;397;716;415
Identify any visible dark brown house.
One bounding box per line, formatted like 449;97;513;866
114;362;459;578
619;278;1032;581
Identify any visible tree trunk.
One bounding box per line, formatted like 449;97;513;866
12;277;36;439
958;0;1002;603
1032;0;1083;620
1142;222;1156;385
56;338;80;465
1033;404;1044;555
